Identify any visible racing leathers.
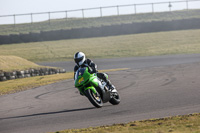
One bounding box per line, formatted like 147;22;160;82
74;59;114;91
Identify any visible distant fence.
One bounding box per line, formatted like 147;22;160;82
0;0;200;25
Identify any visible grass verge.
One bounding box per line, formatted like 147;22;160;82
0;29;200;62
0;56;47;72
53;113;200;133
0;68;128;95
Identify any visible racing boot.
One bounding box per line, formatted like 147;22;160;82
106;80;115;91
97;73;115;91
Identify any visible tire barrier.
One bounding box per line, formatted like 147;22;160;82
0;68;66;82
0;18;200;45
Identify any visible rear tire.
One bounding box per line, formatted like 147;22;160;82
109;91;120;105
85;89;103;108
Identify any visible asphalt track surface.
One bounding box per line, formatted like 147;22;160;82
1;54;200;133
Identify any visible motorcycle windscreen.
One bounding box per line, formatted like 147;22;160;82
75;67;86;81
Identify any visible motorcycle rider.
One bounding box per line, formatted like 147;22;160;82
74;52;115;93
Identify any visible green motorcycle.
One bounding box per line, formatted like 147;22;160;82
74;67;120;108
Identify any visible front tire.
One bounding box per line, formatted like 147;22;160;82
109;91;120;105
85;89;103;108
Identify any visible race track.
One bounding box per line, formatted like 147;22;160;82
1;54;200;133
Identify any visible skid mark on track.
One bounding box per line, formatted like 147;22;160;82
34;89;67;99
158;71;177;87
161;77;176;86
119;82;137;91
35;92;53;99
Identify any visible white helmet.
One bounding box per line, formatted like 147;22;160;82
74;52;86;66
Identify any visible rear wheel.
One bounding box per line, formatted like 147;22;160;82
85;89;103;108
109;91;120;105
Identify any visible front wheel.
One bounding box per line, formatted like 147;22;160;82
85;89;103;108
109;91;120;105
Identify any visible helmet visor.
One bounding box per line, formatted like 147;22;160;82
74;56;84;65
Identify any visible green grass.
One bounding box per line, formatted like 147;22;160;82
0;29;200;62
0;72;73;95
53;113;200;133
0;56;45;72
0;9;200;35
